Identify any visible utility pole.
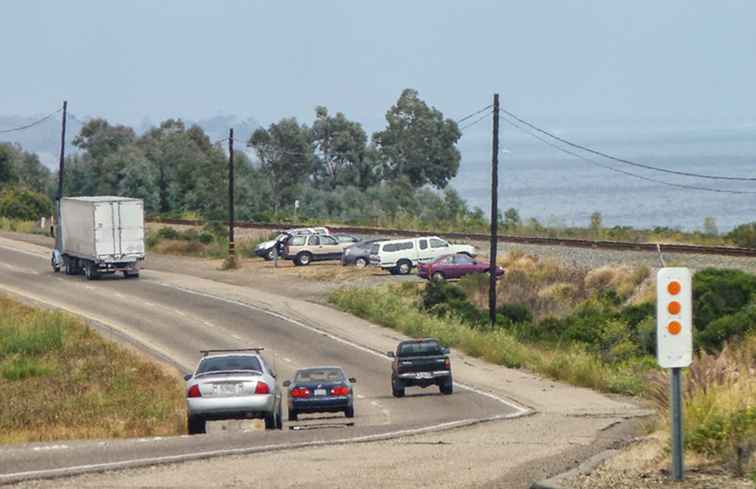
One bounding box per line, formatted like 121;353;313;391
228;128;236;258
489;94;500;326
54;100;68;257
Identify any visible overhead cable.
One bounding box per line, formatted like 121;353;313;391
456;104;493;125
500;107;756;182
500;114;756;195
0;108;62;134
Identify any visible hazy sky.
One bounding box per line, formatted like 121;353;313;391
3;1;756;132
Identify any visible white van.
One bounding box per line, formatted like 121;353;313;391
368;236;475;275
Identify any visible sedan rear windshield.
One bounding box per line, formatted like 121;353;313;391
295;368;345;383
398;341;443;357
196;355;262;375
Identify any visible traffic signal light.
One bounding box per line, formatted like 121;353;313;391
657;268;692;368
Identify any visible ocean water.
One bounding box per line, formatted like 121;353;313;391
453;124;756;232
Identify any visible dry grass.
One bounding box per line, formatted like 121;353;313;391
0;296;186;443
648;335;756;474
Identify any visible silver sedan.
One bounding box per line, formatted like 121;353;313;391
184;349;283;434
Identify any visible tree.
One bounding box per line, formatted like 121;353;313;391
503;208;521;231
0;188;52;220
372;89;461;189
248;118;314;211
73;118;136;162
0;144;19;189
311;106;377;190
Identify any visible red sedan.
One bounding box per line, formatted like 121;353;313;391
417;254;505;281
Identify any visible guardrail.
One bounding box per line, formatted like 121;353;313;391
146;218;756;258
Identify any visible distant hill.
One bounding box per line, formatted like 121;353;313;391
0;113;260;168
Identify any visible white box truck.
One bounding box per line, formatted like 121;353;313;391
52;196;145;280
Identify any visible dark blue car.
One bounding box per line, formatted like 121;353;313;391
284;367;356;421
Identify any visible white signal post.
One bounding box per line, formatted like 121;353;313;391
657;267;692;481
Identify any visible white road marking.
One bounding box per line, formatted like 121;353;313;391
143;301;155;307
231;334;242;340
202;321;215;328
0;416;523;483
31;445;68;452
356;394;365;399
283;357;292;363
174;309;187;317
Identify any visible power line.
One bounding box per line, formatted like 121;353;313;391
500;107;756;182
456;104;493;124
500;114;756;195
0;108;62;134
460;112;491;132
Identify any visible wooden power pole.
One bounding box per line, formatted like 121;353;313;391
489;94;500;326
228;128;236;257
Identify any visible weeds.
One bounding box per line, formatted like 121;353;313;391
0;295;185;443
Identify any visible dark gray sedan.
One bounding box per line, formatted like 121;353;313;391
284;367;356;421
341;239;386;268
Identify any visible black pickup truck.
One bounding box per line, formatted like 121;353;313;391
388;338;453;397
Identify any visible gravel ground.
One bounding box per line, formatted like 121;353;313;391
565;435;754;489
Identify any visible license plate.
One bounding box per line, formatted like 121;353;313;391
217;384;238;395
314;389;327;396
416;372;432;379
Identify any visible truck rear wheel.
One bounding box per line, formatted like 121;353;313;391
392;379;405;398
439;377;453;395
51;256;60;273
84;262;98;281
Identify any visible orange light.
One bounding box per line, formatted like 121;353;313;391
667;321;682;335
668;301;681;315
667;281;681;295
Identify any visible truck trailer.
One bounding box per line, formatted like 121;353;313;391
51;196;145;280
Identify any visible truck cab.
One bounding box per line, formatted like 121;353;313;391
387;338;453;397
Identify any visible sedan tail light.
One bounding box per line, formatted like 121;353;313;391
290;387;311;398
255;381;270;394
444;358;450;369
187;384;201;398
330;386;350;396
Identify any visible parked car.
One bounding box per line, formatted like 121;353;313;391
388;338;452;397
284;233;354;266
369;236;476;275
184;348;283;434
417;253;505;281
332;234;361;245
255;227;330;260
284;366;356;421
342;239;386;268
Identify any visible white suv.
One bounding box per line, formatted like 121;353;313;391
368;236;475;275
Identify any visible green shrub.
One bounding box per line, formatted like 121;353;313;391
197;231;214;244
0;188;51;220
694;269;756;347
697;305;755;352
421;281;467;311
156;227;179;240
727;222;756;249
496;303;532;324
1;358;51;381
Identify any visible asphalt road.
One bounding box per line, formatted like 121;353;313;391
0;240;517;483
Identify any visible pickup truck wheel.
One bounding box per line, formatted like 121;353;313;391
354;257;368;268
345;405;355;418
288;409;298;422
265;248;276;261
51;256;60;273
396;260;412;275
391;380;405;398
388;268;399;275
187;415;206;435
439;377;454;395
295;252;312;266
431;271;445;282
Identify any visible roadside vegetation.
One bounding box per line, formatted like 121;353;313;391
329;255;755;472
0;295;185;443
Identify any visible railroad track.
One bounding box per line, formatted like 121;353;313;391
148;218;756;258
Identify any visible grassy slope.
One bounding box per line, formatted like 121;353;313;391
0;296;185;443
